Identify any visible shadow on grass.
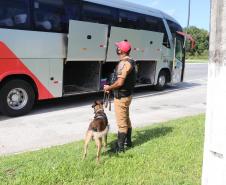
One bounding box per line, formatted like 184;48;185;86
106;126;173;156
133;126;173;146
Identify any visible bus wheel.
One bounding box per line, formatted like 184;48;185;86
0;79;35;117
154;71;167;91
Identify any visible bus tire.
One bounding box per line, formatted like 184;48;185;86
0;79;35;117
154;71;167;91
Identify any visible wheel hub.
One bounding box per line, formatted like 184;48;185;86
7;88;28;110
159;75;166;86
11;93;20;102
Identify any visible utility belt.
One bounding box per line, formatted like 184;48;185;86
114;89;132;99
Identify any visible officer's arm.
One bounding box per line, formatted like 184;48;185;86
108;78;125;91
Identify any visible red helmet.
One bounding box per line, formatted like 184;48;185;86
115;40;132;53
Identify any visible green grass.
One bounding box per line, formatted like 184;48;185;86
186;59;208;63
186;52;209;60
186;55;209;62
0;115;205;185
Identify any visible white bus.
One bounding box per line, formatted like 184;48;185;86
0;0;187;117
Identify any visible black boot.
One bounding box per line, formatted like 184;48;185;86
125;128;132;148
125;128;133;148
117;132;127;153
108;132;126;153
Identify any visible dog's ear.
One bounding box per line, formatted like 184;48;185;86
92;101;97;108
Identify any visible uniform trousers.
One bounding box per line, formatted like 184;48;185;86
114;96;132;133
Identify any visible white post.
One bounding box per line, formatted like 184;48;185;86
202;0;226;185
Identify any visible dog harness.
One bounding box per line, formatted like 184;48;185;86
92;110;108;132
94;111;108;123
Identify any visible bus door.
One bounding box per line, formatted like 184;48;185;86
67;20;108;61
172;37;185;83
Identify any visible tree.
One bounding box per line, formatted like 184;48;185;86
184;26;209;58
202;0;226;185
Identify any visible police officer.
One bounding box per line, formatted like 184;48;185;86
104;40;136;152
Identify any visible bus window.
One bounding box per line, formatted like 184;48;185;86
63;0;81;33
167;20;183;34
33;0;66;32
82;2;117;25
0;0;30;29
119;10;138;29
161;22;170;48
140;15;170;48
143;16;162;32
176;39;183;61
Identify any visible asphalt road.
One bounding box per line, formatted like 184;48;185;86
0;62;208;155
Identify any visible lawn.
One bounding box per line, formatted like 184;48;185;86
186;60;209;64
186;60;208;63
186;54;209;61
0;115;205;185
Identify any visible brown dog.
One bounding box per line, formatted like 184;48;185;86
83;100;109;162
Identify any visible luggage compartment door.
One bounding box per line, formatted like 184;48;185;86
140;30;163;61
106;27;142;62
106;27;163;62
67;20;108;61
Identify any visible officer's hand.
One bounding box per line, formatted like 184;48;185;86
104;85;111;93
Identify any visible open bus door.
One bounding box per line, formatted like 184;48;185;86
172;31;195;83
172;36;184;83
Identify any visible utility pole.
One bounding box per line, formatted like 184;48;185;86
202;0;226;185
184;0;191;48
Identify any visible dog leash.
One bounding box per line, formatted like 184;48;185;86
103;92;111;111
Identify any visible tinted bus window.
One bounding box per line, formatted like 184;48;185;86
162;31;170;48
167;20;183;34
119;10;138;29
142;16;163;32
63;0;81;32
176;39;183;61
161;22;171;48
82;2;117;25
33;0;66;32
0;0;30;29
140;15;170;48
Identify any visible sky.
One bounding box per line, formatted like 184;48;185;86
126;0;210;31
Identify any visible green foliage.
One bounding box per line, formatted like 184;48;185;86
0;115;205;185
184;26;209;59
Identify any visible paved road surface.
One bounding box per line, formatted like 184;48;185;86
0;63;208;155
